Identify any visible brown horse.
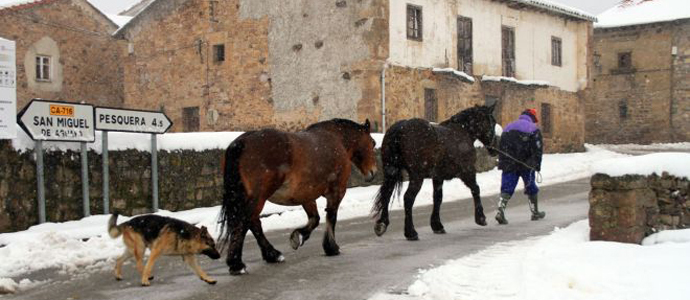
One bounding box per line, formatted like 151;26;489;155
372;105;498;240
219;119;377;275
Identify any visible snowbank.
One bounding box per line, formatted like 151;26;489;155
372;220;690;300
596;0;690;28
9;124;386;153
592;152;690;178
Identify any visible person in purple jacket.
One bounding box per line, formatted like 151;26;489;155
495;108;546;225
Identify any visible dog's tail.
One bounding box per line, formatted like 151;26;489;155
108;213;122;238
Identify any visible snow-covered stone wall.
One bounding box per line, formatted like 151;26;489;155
589;172;690;244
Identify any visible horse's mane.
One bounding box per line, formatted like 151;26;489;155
440;105;490;127
306;118;366;132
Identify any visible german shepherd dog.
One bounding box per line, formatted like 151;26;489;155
108;213;221;286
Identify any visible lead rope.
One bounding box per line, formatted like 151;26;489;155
486;146;543;184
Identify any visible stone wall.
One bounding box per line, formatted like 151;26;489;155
588;20;690;144
671;20;690;141
0;0;124;109
0;139;497;233
589;173;690;244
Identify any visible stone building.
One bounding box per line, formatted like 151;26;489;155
587;0;690;144
117;0;594;152
0;0;125;109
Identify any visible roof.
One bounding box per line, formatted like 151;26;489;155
0;0;52;10
596;0;690;28
510;0;597;22
0;0;119;31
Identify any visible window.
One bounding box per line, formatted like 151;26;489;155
618;52;632;70
457;16;473;74
35;55;51;81
541;103;552;136
213;44;225;63
424;88;437;122
551;37;562;67
619;101;628;119
501;26;515;77
407;4;423;41
183;106;200;132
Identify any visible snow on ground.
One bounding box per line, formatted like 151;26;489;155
0;144;629;292
596;142;690;155
596;0;690;28
370;220;690;300
593;152;690;178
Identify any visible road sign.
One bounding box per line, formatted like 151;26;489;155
17;99;95;142
0;38;16;139
95;107;172;134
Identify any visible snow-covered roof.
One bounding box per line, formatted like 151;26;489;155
0;0;47;10
106;14;133;28
592;152;690;178
596;0;690;28
512;0;597;22
432;68;475;83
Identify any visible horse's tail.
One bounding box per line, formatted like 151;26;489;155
218;135;249;250
372;126;404;218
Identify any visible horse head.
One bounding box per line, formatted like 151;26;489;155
350;119;378;182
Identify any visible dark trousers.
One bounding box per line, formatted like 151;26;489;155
500;170;539;196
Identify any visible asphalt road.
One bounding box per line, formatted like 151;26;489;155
7;178;591;300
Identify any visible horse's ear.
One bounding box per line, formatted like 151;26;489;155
364;119;371;132
488;102;497;112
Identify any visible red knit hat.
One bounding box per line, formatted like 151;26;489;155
522;109;538;123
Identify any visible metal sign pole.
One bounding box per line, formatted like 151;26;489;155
81;142;90;217
35;140;45;223
151;133;158;212
102;131;109;214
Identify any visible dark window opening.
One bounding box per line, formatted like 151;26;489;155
502;26;516;77
183;106;200;132
457;16;473;74
618;52;632;70
619;101;628;119
541;103;552;136
551;37;562;67
407;4;423;41
424;88;437;122
213;44;225;63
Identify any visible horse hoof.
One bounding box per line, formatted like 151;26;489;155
476;217;487;226
229;268;247;276
433;228;446;234
374;223;388;237
405;235;419;241
325;249;340;256
206;279;217;285
277;255;285;262
290;231;303;250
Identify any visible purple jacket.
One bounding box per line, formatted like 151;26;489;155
498;114;543;172
504;115;538;134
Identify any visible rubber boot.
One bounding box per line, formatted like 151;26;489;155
495;193;511;225
528;194;546;221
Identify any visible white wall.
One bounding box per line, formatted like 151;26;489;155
389;0;590;92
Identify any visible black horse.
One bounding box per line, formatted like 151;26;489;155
372;104;498;240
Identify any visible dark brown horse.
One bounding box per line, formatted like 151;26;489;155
219;119;377;275
372;105;498;240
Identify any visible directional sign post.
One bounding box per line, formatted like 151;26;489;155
95;107;172;213
17;99;95;223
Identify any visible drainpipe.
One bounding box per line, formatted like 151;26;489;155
381;62;388;133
